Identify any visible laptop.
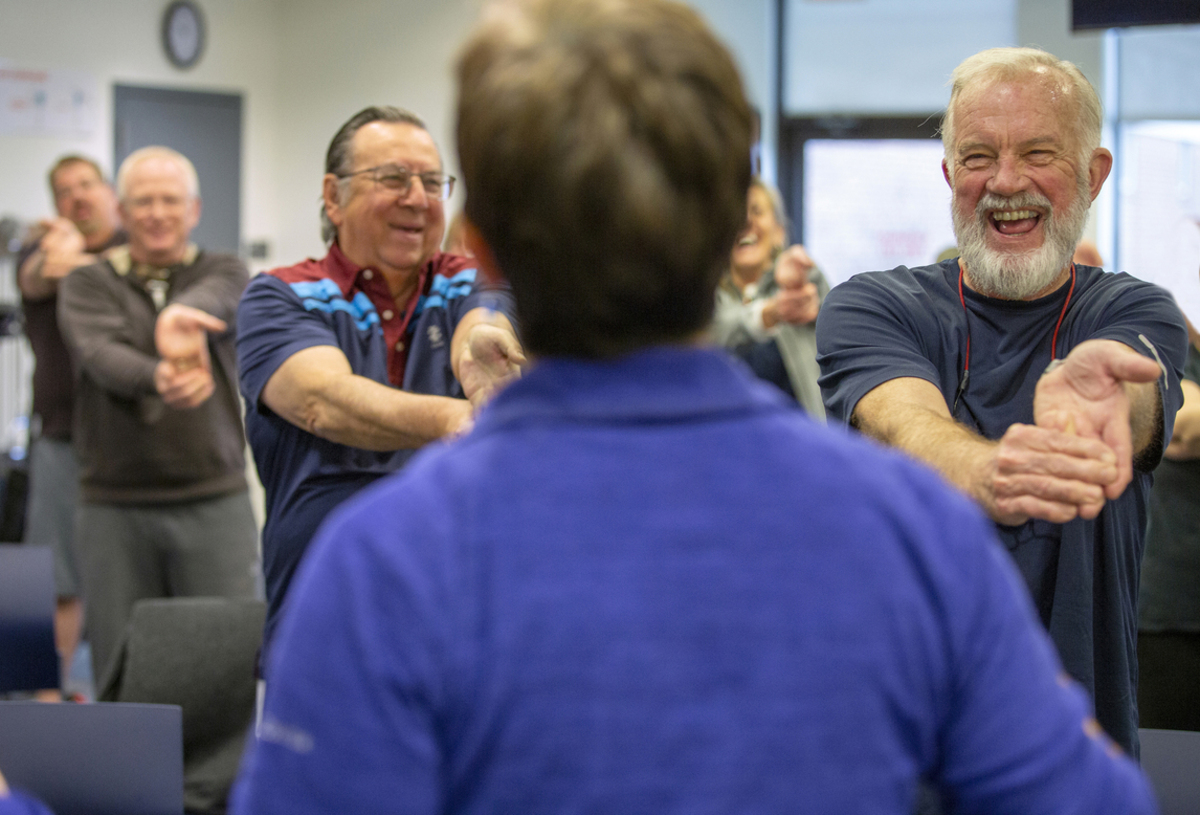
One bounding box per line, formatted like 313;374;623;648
0;701;183;815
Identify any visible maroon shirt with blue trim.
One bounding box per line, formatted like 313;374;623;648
237;243;515;650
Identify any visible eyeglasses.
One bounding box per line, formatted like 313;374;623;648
337;164;456;201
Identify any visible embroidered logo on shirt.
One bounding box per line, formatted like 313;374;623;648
289;278;380;332
427;325;444;348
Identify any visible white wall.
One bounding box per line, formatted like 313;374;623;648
268;0;778;265
687;0;776;178
0;0;778;269
784;0;1016;115
268;0;482;266
0;0;283;267
1118;26;1200;120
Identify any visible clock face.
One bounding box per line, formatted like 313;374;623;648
163;1;205;69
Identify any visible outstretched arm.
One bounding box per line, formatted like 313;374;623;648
261;345;473;452
853;377;1119;525
17;219;95;301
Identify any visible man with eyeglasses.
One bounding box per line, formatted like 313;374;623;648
236;106;522;656
57;146;260;689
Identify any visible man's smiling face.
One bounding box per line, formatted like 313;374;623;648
327;121;446;285
944;73;1100;300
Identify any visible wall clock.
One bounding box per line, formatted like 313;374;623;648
162;1;205;70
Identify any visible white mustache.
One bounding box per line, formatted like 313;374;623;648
976;191;1052;216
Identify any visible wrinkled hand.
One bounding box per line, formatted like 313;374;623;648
155;303;226;362
987;422;1119;525
456;323;526;408
1033;339;1162;500
774;244;814;291
154;304;227;409
771;282;820;325
154;359;216;409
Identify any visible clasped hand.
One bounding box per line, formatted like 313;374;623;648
987;340;1161;525
153;303;227;409
456;321;527;409
771;245;819;326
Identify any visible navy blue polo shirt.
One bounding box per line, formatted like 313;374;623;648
237;243;515;650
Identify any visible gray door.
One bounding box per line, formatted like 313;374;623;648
113;85;241;255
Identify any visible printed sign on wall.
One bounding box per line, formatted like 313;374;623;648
0;61;99;137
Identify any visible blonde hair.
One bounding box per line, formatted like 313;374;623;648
942;47;1102;165
116;146;200;201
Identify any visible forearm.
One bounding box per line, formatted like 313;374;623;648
710;296;770;345
58;270;160;399
292;375;466;450
18;247;97;301
171;255;250;325
262;346;470;451
17;251;56;300
854;379;1001;515
854;377;1115;525
1126;379;1163;462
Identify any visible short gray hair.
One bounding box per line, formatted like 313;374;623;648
320;105;429;244
941;47;1102;166
116;146;199;201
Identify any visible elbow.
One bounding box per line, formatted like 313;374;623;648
297;397;338;441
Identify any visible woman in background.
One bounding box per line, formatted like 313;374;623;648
711;178;828;418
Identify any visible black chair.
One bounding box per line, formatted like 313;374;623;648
0;544;58;692
1139;727;1200;815
0;700;183;815
100;597;265;815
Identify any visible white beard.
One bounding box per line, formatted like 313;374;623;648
953;175;1090;300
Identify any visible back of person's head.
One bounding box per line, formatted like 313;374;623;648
942;47;1102;164
456;0;754;358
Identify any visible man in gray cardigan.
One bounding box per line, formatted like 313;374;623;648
57;146;258;684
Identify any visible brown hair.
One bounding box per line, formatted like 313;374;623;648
456;0;754;358
48;155;106;196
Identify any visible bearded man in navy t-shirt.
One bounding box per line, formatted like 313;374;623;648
818;47;1188;756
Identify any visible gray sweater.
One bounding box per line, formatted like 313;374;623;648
57;247;249;503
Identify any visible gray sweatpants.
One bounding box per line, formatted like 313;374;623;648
77;490;260;686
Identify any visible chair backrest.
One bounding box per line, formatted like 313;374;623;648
100;597;265;814
1139;727;1200;815
0;544;58;692
0;700;183;815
